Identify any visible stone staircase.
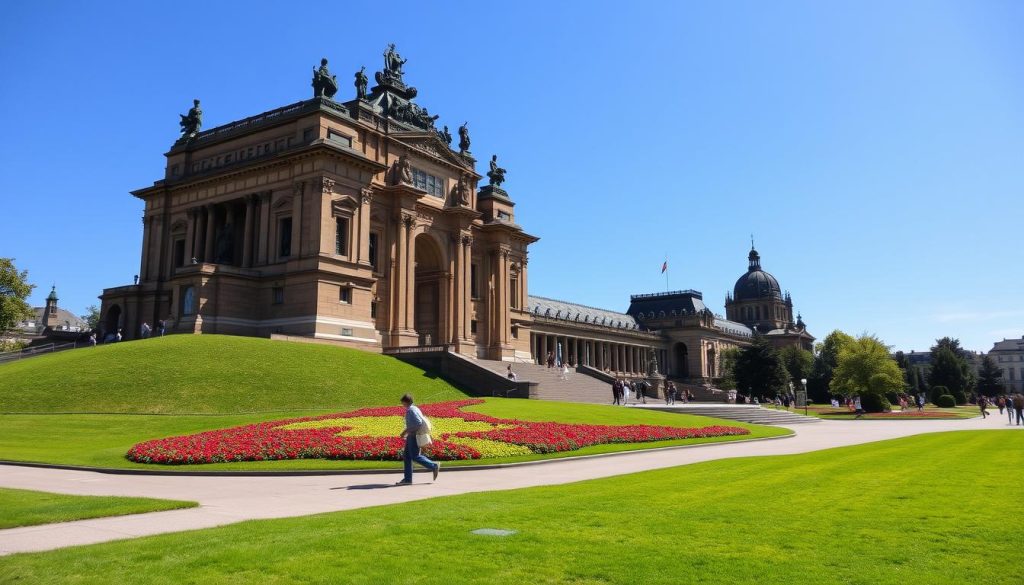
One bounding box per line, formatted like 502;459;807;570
474;359;616;404
639;404;820;425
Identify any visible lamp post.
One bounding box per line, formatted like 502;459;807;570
801;378;808;415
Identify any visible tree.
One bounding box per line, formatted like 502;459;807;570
929;337;977;400
830;334;904;412
928;346;969;404
717;347;741;390
904;363;919;394
734;336;790;399
808;330;855;402
976;355;1003;397
780;346;814;388
81;305;101;331
0;258;35;334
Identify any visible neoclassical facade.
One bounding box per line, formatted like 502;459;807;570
101;47;536;361
101;47;813;388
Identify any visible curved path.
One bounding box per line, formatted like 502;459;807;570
0;413;1018;556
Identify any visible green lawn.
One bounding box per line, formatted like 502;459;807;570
1;431;1018;584
0;487;196;530
792;404;980;420
0;334;467;414
0;399;787;471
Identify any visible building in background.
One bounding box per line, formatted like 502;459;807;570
989;337;1024;393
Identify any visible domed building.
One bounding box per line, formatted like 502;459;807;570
725;246;814;350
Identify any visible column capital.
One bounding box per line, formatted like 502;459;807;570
360;187;374;204
319;176;335;195
292;180;306;197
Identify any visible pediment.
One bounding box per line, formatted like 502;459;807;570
393;133;477;175
331;195;359;214
272;195;293;210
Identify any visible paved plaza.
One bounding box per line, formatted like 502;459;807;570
0;413;1017;556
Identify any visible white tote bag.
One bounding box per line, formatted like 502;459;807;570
416;415;433;447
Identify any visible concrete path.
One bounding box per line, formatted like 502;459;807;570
0;413;1018;556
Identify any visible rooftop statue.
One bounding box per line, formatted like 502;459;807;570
458;122;471;153
438;125;452;146
312;58;338;98
383;43;407;77
487;154;506;187
178;99;202;141
354;66;368;99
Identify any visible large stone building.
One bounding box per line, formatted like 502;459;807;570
101;46;536;361
101;46;813;391
989;336;1024;393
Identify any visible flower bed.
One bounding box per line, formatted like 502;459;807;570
127;400;750;465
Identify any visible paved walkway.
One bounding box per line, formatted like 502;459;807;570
0;414;1018;556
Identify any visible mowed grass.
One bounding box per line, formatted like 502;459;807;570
0;334;467;414
1;431;1019;584
0;487;196;529
793;404;980;420
0;400;787;471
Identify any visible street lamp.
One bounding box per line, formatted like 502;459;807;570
801;378;808;415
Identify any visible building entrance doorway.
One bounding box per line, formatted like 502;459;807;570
673;342;689;378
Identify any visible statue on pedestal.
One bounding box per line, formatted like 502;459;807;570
383;43;407;79
391;153;413;186
178;99;202;141
458;122;471;153
312;58;338;98
487;155;506;187
454;173;471;206
354;66;368;99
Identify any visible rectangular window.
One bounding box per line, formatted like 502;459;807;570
370;301;378;319
328;130;352;147
278;217;293;257
339;287;352;304
272;287;284;305
303;128;315;142
335;217;349;256
470;320;478;334
412;168;445;197
471;263;479;298
171;164;180;177
341;328;353;337
510;276;519;309
173;239;185;268
368;232;380;272
224;153;232;164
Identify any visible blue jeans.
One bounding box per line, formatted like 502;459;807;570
403;436;437;482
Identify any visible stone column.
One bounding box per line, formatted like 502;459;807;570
257;192;271;265
242;195;256;268
291;182;304;259
203;204;216;262
139;214;152;281
358;189;372;266
540;334;548;364
184;208;196;264
404;218;415;333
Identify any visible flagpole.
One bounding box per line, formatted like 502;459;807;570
664;254;669;292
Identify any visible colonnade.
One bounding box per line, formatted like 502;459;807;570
530;332;651;376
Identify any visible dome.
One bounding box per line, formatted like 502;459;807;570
732;248;782;301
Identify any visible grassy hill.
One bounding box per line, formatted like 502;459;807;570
0;335;467;414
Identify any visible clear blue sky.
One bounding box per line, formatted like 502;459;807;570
1;1;1021;353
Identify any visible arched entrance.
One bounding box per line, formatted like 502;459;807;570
413;233;443;346
673;342;689;378
104;305;122;340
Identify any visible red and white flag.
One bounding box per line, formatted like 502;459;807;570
661;260;668;274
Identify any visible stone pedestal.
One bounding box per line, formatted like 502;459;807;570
646;374;667;399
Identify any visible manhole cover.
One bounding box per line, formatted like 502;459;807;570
471;528;516;537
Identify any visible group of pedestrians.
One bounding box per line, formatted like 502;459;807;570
995;394;1024;426
611;378;646;405
662;381;694;405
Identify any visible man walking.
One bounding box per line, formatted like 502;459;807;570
1013;394;1024;426
853;395;865;419
1007;395;1016;425
396;394;440;485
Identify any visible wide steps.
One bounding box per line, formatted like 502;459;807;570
474;359;616;404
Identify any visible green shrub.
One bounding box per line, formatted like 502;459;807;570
860;393;891;413
952;389;967;405
935;394;956;408
930;385;949;404
885;391;901;405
